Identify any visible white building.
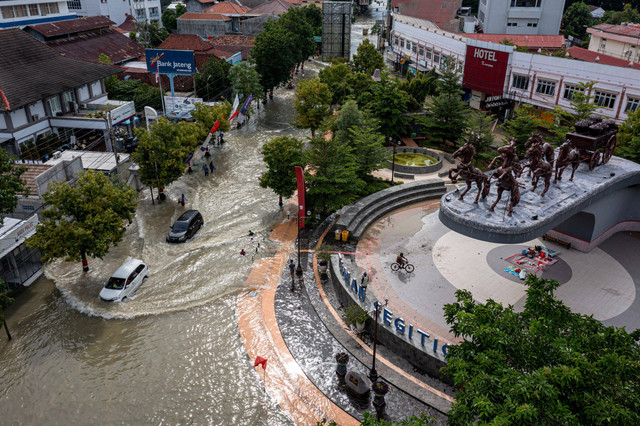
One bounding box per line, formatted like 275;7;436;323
389;13;640;123
0;0;76;29
67;0;161;26
477;0;566;35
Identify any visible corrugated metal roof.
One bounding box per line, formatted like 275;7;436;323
248;0;293;15
567;46;640;69
203;2;248;14
592;23;640;38
47;29;145;64
178;12;231;21
24;16;114;37
159;34;215;51
0;29;121;112
465;33;566;49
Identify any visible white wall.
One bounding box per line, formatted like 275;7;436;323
479;0;565;35
77;85;90;102
91;81;103;97
28;101;46;121
71;0;128;26
10;108;28;128
0;114;6;130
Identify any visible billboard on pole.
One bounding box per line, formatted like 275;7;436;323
145;49;195;75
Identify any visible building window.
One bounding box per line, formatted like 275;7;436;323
149;7;158;17
511;0;541;7
594;91;617;109
625;97;640;113
419;46;424;57
41;3;60;16
29;4;39;15
426;49;432;59
13;5;28;17
507;22;518;27
536;79;556;96
406;40;411;50
47;96;62;115
433;53;440;63
67;0;82;10
62;91;76;112
394;36;398;45
1;7;14;19
400;39;404;48
527;22;538;27
512;75;529;90
412;43;417;53
563;84;584;101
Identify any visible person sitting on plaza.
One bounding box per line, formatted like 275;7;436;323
396;252;407;268
240;249;246;256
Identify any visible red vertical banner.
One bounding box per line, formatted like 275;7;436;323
294;166;306;229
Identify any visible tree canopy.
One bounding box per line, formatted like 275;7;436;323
443;275;640;425
251;23;297;92
293;78;332;135
562;2;594;40
228;61;263;99
360;73;410;139
602;4;640;25
26;170;137;271
0;148;27;225
351;39;385;76
194;55;232;102
616;107;640;163
504;104;542;157
259;136;306;203
161;4;186;32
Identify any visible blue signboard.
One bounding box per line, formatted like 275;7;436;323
145;49;195;75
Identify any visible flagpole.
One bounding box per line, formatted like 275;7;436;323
158;73;166;117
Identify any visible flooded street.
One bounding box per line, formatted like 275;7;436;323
0;72;318;424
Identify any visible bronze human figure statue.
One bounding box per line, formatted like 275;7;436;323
448;141;490;204
488;168;522;217
523;142;553;196
554;140;581;183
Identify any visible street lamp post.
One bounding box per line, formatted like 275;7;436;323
390;137;397;184
369;299;388;382
206;75;212;101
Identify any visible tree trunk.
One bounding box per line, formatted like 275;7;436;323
81;251;89;272
311;130;315;137
278;195;283;208
3;319;11;341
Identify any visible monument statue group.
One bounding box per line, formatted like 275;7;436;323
448;117;618;217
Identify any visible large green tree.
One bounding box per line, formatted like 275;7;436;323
504;104;542;157
293;78;332;136
464;109;496;158
425;57;468;147
360;73;410;139
616;107;640;163
602;4;640;25
443;275;640;425
195;56;232;101
318;62;352;105
161;4;186;32
228;61;263;99
349;121;389;179
332;99;365;143
562;2;593;40
305;137;361;214
26;170;137;271
190;101;232;134
251;23;297;92
398;71;438;111
276;7;316;65
135;20;169;48
104;74;163;112
351;39;385;76
259;136;306;205
0;149;28;225
132;117;202;193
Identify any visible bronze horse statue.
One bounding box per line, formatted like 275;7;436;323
523;143;553;197
488;168;522;217
554;140;581;183
448;142;489;204
525;133;554;166
488;138;523;178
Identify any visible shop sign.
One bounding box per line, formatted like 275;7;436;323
108;102;135;126
145;49;195;75
463;45;511;96
522;105;554;125
0;215;38;255
483;95;511;108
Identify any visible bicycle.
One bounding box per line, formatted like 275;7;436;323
390;262;414;273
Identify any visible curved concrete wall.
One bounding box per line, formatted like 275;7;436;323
388;147;443;174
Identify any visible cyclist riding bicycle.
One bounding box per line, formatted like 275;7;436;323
396;252;408;268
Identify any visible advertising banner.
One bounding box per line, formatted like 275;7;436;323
108;101;135;126
164;96;203;119
295;166;306;229
145;49;195;75
463;45;511;96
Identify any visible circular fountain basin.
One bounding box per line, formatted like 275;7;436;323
388;147;443;176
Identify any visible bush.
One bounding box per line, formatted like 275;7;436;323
344;304;368;324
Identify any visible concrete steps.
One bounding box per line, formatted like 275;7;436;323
335;179;446;242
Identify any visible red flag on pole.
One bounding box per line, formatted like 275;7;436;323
254;356;267;370
209;120;220;134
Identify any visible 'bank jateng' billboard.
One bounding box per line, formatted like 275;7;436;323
145;49;195;75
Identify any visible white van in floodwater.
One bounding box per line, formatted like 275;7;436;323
99;259;149;302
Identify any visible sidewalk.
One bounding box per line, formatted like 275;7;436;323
237;205;452;424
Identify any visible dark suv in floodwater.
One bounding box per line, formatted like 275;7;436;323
166;210;203;243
